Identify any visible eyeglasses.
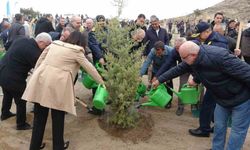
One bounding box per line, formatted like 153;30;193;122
181;54;191;60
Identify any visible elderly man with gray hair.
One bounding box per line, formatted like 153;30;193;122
67;16;82;31
0;32;52;130
143;15;170;56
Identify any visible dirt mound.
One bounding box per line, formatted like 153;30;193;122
98;110;154;144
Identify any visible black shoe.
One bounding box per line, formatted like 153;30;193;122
165;103;172;109
16;122;32;130
1;112;16;121
88;106;104;116
64;141;69;149
188;128;210;137
176;106;184;116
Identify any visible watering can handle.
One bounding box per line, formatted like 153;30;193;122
183;83;198;88
182;83;188;88
145;84;155;95
102;84;106;89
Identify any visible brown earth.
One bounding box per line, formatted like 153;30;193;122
98;110;154;144
0;77;250;150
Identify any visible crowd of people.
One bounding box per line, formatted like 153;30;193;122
0;11;249;150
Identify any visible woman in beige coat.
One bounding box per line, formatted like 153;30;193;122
22;31;104;150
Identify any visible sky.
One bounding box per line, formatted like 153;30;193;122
2;0;224;19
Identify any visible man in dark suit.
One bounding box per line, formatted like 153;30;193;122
153;41;250;150
35;14;55;37
0;33;52;130
143;15;170;56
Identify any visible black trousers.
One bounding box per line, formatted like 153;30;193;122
199;90;216;132
1;86;26;127
30;103;65;150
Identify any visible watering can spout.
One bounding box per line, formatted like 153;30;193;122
169;87;181;98
141;101;159;107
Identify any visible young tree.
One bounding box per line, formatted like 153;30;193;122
98;18;143;128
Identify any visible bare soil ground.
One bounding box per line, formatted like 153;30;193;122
0;77;249;150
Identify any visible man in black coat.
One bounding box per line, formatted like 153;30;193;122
152;41;250;150
35;14;55;37
187;21;230;137
143;15;170;56
0;33;52;130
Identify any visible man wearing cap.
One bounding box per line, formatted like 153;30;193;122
192;21;228;49
188;21;229;137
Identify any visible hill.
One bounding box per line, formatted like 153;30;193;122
171;0;250;23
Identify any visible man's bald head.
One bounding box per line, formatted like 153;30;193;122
70;16;81;31
85;18;94;30
179;41;200;65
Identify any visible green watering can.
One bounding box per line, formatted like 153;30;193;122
95;63;105;74
0;51;6;59
81;63;105;89
81;72;98;89
135;83;147;101
141;84;172;108
170;84;202;104
137;83;147;95
93;84;109;110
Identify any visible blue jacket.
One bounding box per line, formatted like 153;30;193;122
143;26;170;56
203;31;228;49
158;45;250;108
140;45;173;76
87;30;103;62
155;48;181;77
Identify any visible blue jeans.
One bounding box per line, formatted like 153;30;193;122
212;99;250;150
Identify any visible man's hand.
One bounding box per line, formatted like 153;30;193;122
187;78;197;87
151;77;157;83
152;80;160;89
234;48;241;56
99;58;105;65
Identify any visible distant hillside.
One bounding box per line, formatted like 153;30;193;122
171;0;250;23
